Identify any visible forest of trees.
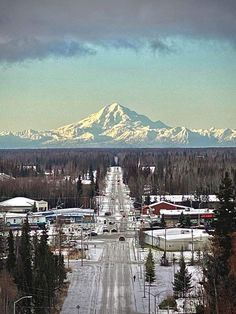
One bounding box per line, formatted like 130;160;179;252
0;219;66;313
0;149;115;208
0;148;235;209
0;148;236;207
120;148;236;199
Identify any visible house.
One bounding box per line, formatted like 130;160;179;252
142;201;192;215
0;197;48;213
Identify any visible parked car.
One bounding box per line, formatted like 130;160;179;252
103;228;109;233
111;229;118;233
105;212;112;216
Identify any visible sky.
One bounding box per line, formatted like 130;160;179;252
0;0;236;131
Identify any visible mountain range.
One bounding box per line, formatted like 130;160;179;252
0;103;235;148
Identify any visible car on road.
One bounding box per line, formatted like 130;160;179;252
111;228;118;233
88;231;98;236
119;236;125;241
105;212;112;216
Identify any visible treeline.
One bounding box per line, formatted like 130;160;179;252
0;149;115;208
0;220;66;313
0;148;235;207
119;148;236;198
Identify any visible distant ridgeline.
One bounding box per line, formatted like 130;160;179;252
0;103;235;148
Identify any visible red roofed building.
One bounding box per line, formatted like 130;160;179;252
143;201;192;215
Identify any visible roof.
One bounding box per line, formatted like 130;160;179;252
0;197;36;207
0;212;44;219
146;201;192;210
145;228;210;240
160;208;214;216
38;208;95;216
150;194;219;203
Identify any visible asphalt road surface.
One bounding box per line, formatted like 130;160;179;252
61;166;141;314
97;166;138;313
97;240;138;314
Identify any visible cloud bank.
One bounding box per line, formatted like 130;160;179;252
0;0;235;62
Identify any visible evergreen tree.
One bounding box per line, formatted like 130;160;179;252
145;249;155;283
33;229;66;313
173;251;192;298
32;201;37;212
179;212;185;227
213;172;235;276
6;230;16;274
144;194;151;205
58;254;66;287
76;175;83;197
161;214;166;228
89;165;94;184
215;171;235;235
33;230;51;313
0;216;6;271
17;218;32;313
184;215;191;227
203;172;236;313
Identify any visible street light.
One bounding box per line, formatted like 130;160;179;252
76;304;80;314
14;295;32;314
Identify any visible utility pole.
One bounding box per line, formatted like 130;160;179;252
152;226;154;248
213;278;219;314
191;228;194;265
163;227;167;264
81;228;83;266
148;276;151;314
143;264;146;298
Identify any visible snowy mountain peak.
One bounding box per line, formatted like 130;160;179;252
0;102;235;148
55;102;169;139
105;102;123;112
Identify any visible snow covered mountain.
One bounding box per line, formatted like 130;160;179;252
0;103;235;148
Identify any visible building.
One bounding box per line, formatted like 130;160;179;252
160;208;215;225
149;194;220;208
144;228;210;251
39;208;95;224
0;197;48;213
0;212;46;230
143;201;192;215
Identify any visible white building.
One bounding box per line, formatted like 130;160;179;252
0;197;48;213
144;228;210;251
0;212;46;229
149;194;219;204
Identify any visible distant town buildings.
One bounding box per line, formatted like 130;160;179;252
0;197;48;213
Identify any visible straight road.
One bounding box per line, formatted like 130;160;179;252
97;240;138;314
96;166;139;314
61;166;142;314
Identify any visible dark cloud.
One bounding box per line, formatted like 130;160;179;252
0;0;235;62
149;39;174;55
0;38;96;62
